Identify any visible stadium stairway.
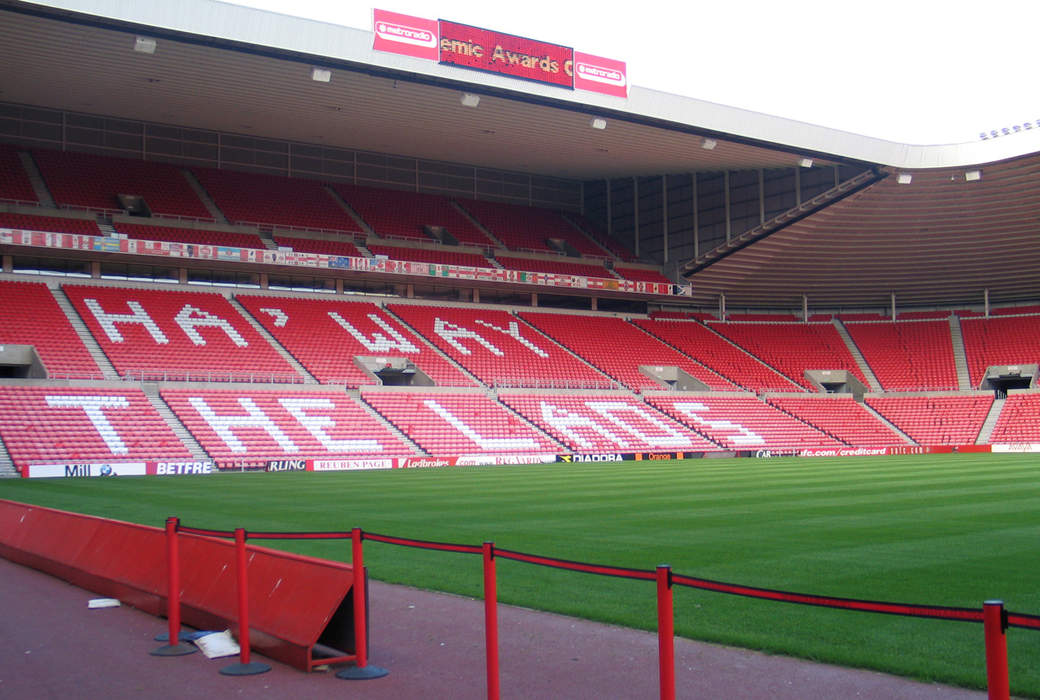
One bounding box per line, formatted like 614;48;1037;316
228;296;318;384
948;316;973;390
975;396;1005;445
181;169;228;224
490;392;569;451
141;383;211;460
324;185;374;237
50;285;120;380
692;321;805;391
18;150;55;207
451;201;508;250
513;313;629;391
832;319;883;391
0;433;17;478
380;305;489;387
350;389;426;455
860;399;916;444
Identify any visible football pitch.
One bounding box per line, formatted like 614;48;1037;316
3;453;1039;696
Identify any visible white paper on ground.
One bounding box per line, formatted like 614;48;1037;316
193;629;240;659
87;598;121;609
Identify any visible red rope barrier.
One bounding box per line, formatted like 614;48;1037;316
363;531;482;554
495;548;656;581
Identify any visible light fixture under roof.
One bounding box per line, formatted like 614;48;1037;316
965;169;982;182
798;157;814;168
311;67;331;83
590;118;607;130
897;173;913;184
460;93;480;108
701;137;717;150
133;36;156;54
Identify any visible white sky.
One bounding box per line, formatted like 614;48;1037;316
231;0;1039;145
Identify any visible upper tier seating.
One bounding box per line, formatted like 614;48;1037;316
0;212;101;236
766;396;907;447
63;285;299;382
563;212;636;261
0;385;192;472
707;321;868;391
495;255;611;278
235;295;474;387
114;222;264;249
726;314;801;322
612;266;672;285
0;280;101;379
647;394;841;451
992;305;1040;316
865;395;993;445
989;393;1040;443
388;305;612;389
273;236;362;257
519;313;737;392
192;168;356;231
331;183;495;246
361;390;559;455
456;198;609;256
162;388;413;464
499;393;719;453
960;315;1040;388
368;244;490;268
845;321;958;391
633;319;803;393
32;149;212;219
0;144;37;203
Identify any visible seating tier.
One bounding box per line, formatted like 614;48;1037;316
865;395;992;445
0;144;37;203
519;313;736;392
647;394;841;451
235;296;474;387
114;222;264;249
273;236;362;257
845;321;958;391
766;396;907;447
388;305;611;389
162;388;413;463
0;212;101;236
499;393;719;453
368;244;490;268
63;285;298;382
612;266;671;285
456;198;607;256
495;255;611;278
0;386;192;472
0;280;101;379
361;391;558;455
960;315;1040;388
989;393;1040;443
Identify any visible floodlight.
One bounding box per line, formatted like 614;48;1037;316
460;93;480;108
134;37;156;54
798;157;814;168
311;67;331;83
965;170;982;182
701;137;717;150
897;173;913;185
590;118;607;130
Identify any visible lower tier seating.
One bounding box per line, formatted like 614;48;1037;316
766;396;907;447
0;386;192;472
989;393;1040;443
865;395;993;445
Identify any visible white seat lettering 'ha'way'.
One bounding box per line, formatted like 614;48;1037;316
45;394;131;454
330;312;419;354
424;399;538;450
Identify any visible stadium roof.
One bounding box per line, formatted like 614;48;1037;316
2;0;1039;308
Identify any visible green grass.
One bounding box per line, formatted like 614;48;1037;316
3;453;1039;695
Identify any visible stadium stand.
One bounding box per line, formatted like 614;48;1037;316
0;385;193;472
562;212;637;261
32;149;212;219
161;388;414;463
707;321;868;391
960;315;1040;388
991;305;1040;316
331;183;495;246
272;235;363;257
989;392;1040;443
235;295;475;387
865;395;993;445
521;313;737;392
633;319;803;393
192;167;356;231
766;396;908;447
368;243;491;268
0;212;101;236
456;198;610;257
0;143;37;203
612;266;672;285
0;280;102;379
499;393;719;452
361;390;559;455
388;305;614;389
726;313;801;322
62;285;299;382
113;222;265;249
844;320;959;391
647;394;841;451
495;255;612;278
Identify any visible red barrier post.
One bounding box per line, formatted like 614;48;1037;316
150;517;196;656
220;528;270;676
337;528;388;680
984;600;1010;700
484;542;500;700
657;564;675;700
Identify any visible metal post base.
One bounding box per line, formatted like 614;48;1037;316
336;664;389;680
219;661;271;676
153;631;198;643
150;642;197;657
